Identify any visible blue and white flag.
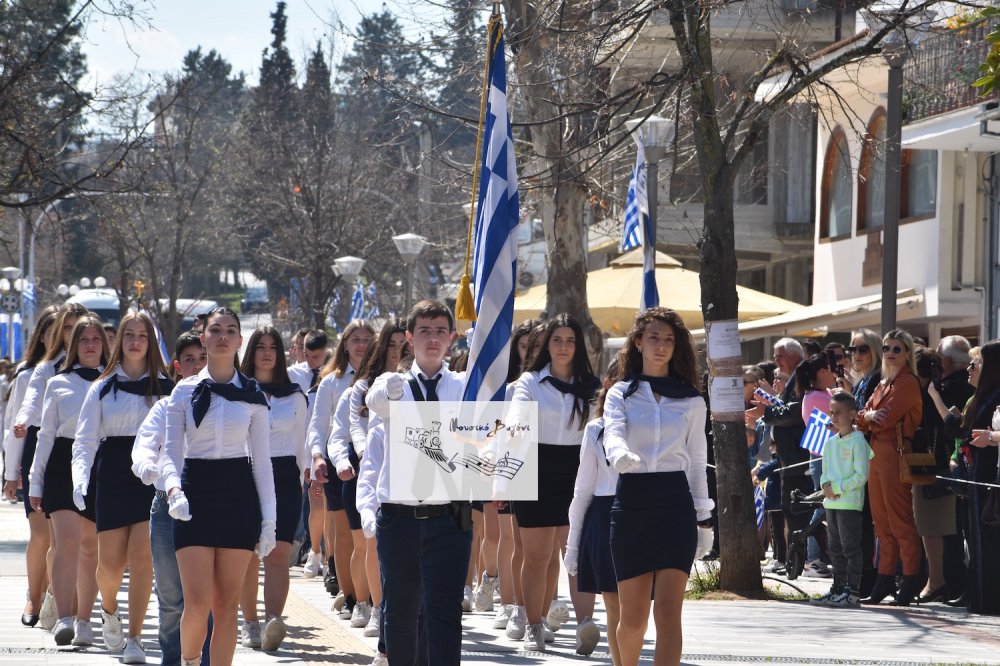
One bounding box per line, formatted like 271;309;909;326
624;132;657;311
326;291;340;332
463;16;520;403
349;279;365;323
800;407;833;456
366;283;380;319
754;387;786;409
754;485;765;529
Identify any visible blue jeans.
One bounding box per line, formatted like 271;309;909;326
150;491;211;666
376;506;472;666
807;456;826;563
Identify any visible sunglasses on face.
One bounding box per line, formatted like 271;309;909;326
846;344;871;355
969;360;982;370
882;344;905;354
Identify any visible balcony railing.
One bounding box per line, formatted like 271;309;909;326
904;20;994;124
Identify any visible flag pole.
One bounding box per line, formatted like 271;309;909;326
455;7;503;323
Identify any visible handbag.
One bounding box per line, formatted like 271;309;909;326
896;423;937;486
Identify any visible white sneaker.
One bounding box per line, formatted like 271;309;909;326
339;598;354;620
303;551;323;579
523;622;545;652
506;605;526;639
241;619;261;648
802;560;832;578
364;606;381;637
576;617;600;656
493;603;513;630
371;653;389;666
261;616;286;651
331;591;346;612
462;585;473;612
474;573;497;612
100;608;125;653
122;636;147;664
350;601;371;628
71;619;94;647
38;593;57;631
542;620;555;643
546;599;569;631
52;616;75;646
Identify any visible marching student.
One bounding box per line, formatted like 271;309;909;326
160;307;276;666
130;332;209;666
288;329;327;392
2;305;58;628
364;300;471;665
238;327;308;652
307;321;373;616
72;312;175;664
509;314;599;651
27;315;107;646
602;307;714;666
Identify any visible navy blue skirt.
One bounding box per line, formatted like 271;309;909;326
578;495;617;593
95;436;154;532
341;442;362;531
20;426;39;519
512;444;580;528
174;457;262;551
273;456;302;544
610;471;696;581
323;456;344;511
42;437;96;522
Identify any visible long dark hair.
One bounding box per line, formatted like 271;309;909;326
356;318;407;418
240;326;291;386
62;315;110;370
323;320;376;379
963;340;1000;429
99;311;170;405
614;307;698;389
795;354;829;399
527;314;595;428
507;319;537;383
23;305;58;368
522;322;548;369
44;302;89;362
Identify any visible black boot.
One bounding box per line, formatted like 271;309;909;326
892;576;922;607
324;557;339;596
860;574;897;605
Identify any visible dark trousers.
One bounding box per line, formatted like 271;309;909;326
376;507;472;666
826;508;863;591
767;510;786;563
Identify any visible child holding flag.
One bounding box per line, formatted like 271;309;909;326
812;392;872;608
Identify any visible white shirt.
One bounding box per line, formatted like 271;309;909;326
566;418;618;556
602;379;715;521
160;367;276;523
16;356;65;428
510;366;588;445
364;362;467;507
288;362;320;392
131;398;169;491
348;378;371;451
356;422;384;535
72;368;167;493
267;390;309;475
3;368;32;481
329;389;354;474
29;368;100;497
306;365;355;460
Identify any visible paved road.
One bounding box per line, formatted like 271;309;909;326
1;499;998;665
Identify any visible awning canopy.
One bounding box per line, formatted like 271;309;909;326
902;105;1000;152
690;288;924;343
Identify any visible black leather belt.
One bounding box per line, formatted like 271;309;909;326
381;503;451;519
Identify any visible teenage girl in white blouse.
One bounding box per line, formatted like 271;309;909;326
602;308;714;666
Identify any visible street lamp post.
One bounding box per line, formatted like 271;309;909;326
881;29;907;334
624;116;676;262
332;256;367;325
393;233;427;315
1;267;23;360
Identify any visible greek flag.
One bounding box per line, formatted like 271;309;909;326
325;291;340;332
800;408;833;456
754;387;786;409
367;283;380;319
349;279;365;322
463;16;519;403
622;146;645;252
754;485;765;529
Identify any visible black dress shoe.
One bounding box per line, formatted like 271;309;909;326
21;613;38;627
946;593;968;608
891;575;922;607
861;574;897;605
916;585;949;604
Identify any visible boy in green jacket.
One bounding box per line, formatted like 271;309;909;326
814;392;873;608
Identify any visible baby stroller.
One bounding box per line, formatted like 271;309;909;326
785;488;825;580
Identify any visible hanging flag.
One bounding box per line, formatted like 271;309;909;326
622;145;645;252
754;485;765;529
349;279;365;322
325;291;341;332
800;407;833;456
366;283;380;319
462;12;520;403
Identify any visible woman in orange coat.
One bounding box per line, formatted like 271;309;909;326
856;329;923;606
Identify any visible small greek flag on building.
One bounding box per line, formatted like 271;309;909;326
800;408;833;456
463;14;520;403
754;485;765;529
349;280;365;323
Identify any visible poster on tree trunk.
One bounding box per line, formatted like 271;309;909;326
705;319;744;420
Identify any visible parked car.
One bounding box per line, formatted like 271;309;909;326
158;298;219;333
241;285;269;314
67;289;125;328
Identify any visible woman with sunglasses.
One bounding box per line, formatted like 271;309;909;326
856;329;923;607
847;329;883;410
